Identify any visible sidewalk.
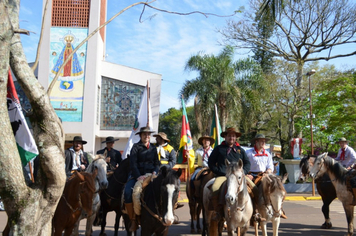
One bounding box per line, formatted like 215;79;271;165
178;183;322;202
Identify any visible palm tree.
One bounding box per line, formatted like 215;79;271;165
180;46;265;133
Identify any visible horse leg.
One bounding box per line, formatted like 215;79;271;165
99;210;108;236
272;216;281;236
226;221;234;236
343;204;354;236
320;198;333;229
260;221;268;236
240;224;249;236
70;216;81;236
114;212;121;236
86;212;97;236
189;200;196;233
197;202;202;233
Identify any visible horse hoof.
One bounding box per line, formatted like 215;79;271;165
320;222;332;229
99;234;107;236
190;229;195;234
197;229;202;234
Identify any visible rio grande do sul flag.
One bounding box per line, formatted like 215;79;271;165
7;70;38;166
177;98;195;174
210;104;222;148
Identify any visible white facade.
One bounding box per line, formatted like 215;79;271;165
37;0;161;154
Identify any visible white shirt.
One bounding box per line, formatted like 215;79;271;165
195;147;213;167
246;148;274;172
335;145;356;168
69;147;83;171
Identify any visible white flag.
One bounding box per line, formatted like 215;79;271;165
122;86;153;159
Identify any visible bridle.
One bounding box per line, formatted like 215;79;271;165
262;175;285;217
227;172;249;218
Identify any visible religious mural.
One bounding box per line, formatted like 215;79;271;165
101;77;144;130
49;27;88;122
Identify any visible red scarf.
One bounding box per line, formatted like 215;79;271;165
340;148;346;160
254;145;268;156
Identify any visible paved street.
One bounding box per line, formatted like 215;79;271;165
0;192;354;235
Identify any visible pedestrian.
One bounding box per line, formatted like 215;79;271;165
97;136;122;172
335;137;356;169
153;132;176;169
65;136;89;177
208;127;250;219
124;126;160;232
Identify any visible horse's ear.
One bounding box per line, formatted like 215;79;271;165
238;158;243;168
76;171;85;181
161;166;168;177
282;173;288;184
176;168;182;178
225;159;231;166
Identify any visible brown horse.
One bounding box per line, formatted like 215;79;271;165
52;170;97;236
186;168;214;233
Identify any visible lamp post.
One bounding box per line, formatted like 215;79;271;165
307;69;316;195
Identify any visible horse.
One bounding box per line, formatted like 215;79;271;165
71;155;109;236
309;152;355;236
202;159;253;236
52;170;97;236
255;173;288;236
299;155;337;229
186;168;214;234
98;157;132;236
138;166;182;236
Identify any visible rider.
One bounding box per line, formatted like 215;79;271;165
190;135;215;197
335;137;356;169
64;136;89;177
124;126;160;232
153;132;176;169
96;136;122;172
246;134;287;219
208;127;250;219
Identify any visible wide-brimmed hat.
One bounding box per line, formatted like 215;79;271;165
135;126;155;135
220;127;242;138
153;132;170;142
70;136;87;145
198;135;215;146
102;136;119;143
337;137;349;143
252;134;270;142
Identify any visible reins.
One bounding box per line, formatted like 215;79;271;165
227;173;248;218
61;193;82;213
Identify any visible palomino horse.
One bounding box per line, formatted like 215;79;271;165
299;155;336;229
137;166;182;236
309;153;355;236
186;168;214;234
203;159;253;236
99;157;132;236
52;170;97;236
71;155;108;236
255;173;288;236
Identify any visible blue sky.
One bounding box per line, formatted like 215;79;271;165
19;0;355;113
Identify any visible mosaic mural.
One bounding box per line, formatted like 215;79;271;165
100;77;144;130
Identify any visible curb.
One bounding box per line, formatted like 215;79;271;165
178;196;323;203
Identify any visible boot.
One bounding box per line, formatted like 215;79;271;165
280;208;287;219
125;203;138;232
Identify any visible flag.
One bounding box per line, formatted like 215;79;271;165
122;84;153;159
210;104;222;148
7;70;39;166
177;98;195;174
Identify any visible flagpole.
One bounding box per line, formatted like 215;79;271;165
146;81;149;127
28;162;35;183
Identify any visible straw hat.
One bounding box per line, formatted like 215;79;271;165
198;135;215;146
252;134;270;142
337;137;349;143
220;127;242;138
153;132;170;142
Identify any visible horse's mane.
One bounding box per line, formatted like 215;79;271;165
323;155;347;183
262;174;285;194
86;155;106;173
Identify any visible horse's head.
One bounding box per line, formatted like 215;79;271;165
309;152;329;179
299;155;316;181
88;155;108;190
77;171;97;216
225;159;244;206
159;166;182;226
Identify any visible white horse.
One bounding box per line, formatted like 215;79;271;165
203;159;253;236
309;152;355;236
255;173;287;236
71;155;108;236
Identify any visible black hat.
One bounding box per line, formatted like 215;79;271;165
102;136;119;143
70;136;87;145
135;126;155;135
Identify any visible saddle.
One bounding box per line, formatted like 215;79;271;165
193;168;212;198
132;173;157;215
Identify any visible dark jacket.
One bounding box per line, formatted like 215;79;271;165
65;148;89;177
96;147;122;169
208;142;250;176
130;141;160;179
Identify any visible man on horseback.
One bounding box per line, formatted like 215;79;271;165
124;126;160;232
335;137;356;170
208;127;250;220
246;134;287;219
96;136;122;172
153;132;176;169
65;136;89;177
190;135;215;198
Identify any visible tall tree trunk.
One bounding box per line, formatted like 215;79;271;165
0;1;66;234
